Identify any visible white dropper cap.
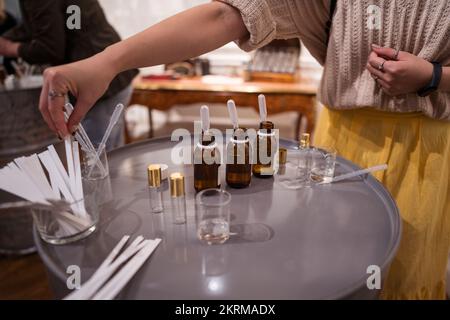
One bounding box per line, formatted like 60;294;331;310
258;94;267;122
227;100;239;129
200;105;210;132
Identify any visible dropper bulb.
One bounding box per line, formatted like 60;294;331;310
200;105;210;132
258;94;267;123
227;99;239;129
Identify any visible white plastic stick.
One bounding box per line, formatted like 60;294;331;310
327;164;388;184
200;105;210;132
258;94;267;122
92;239;161;300
227;100;239;129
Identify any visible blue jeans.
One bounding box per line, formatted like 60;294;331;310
82;84;133;151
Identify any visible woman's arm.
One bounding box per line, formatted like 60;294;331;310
40;2;248;138
105;2;247;75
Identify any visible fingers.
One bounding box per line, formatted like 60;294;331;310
366;62;388;82
42;68;70;138
39;79;57;133
67;99;91;134
367;64;397;96
367;51;392;72
371;44;407;61
48;96;69;138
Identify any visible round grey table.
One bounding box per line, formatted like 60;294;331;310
35;137;401;299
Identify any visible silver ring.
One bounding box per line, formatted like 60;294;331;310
48;90;66;100
378;60;386;71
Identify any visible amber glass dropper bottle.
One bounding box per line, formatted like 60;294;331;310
226;100;252;188
194;105;221;192
253;94;277;178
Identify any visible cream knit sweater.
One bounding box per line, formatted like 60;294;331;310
218;0;450;120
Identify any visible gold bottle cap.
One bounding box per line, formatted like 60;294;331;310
170;172;185;197
299;133;311;149
147;164;162;187
279;148;287;165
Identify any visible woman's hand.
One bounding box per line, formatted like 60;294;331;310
366;44;433;96
39;53;116;138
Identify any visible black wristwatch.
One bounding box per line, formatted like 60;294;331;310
417;62;443;97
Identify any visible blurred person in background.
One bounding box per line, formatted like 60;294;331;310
0;0;16;34
0;0;17;75
0;0;138;150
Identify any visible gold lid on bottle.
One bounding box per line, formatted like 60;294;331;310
170;172;185;197
279;148;287;165
147;164;162;187
299;133;310;149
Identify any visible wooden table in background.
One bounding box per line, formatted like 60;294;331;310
129;75;319;141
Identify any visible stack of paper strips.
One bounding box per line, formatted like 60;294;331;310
0;138;92;237
65;236;161;300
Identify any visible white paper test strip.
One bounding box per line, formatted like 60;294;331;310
47;145;72;196
2;163;48;204
92;239;161;300
38;151;78;213
48;169;62;199
65;138;77;202
14;154;56;200
0;167;40;203
64;236;145;300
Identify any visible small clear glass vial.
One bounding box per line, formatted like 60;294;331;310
148;164;163;213
226;128;252;188
297;133;312;183
170;172;187;224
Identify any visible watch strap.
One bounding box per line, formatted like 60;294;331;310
418;62;442;97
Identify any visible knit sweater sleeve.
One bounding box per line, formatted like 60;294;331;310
215;0;300;51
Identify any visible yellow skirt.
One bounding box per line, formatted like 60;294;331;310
315;107;450;300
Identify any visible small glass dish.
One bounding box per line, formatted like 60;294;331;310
310;146;337;184
196;189;231;245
